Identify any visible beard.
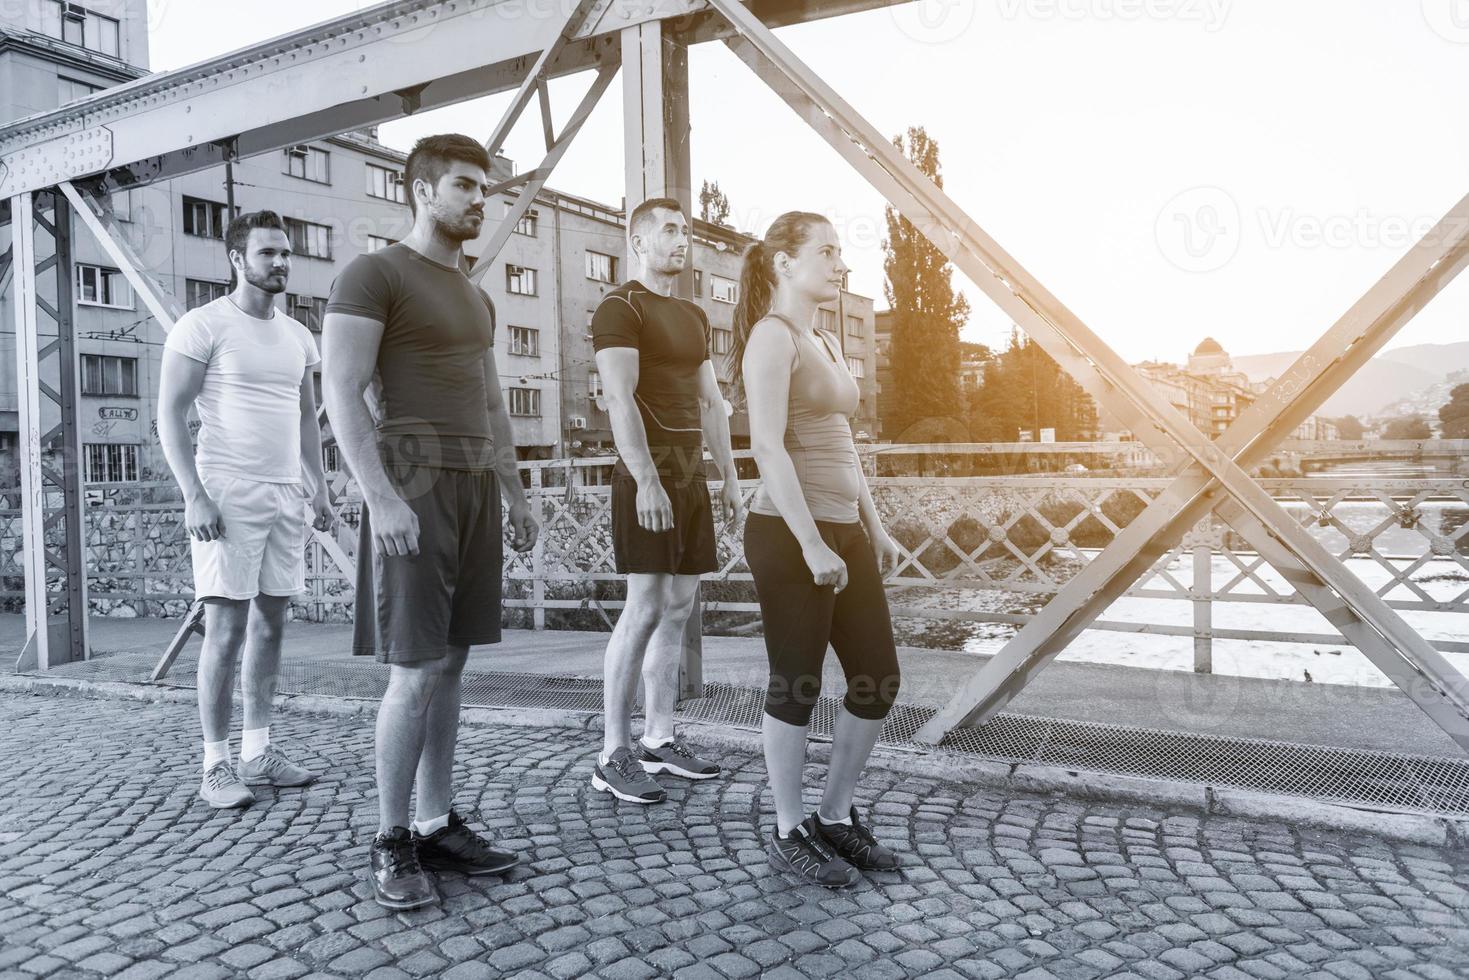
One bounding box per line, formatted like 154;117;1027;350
430;207;483;244
244;268;288;294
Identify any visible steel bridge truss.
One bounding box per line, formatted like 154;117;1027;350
2;0;1466;750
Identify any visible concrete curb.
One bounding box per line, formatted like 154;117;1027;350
4;672;1464;847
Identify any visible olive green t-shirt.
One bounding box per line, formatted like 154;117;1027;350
327;244;496;471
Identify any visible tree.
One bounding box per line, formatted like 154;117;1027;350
964;329;1097;441
1383;415;1432;440
1333;415;1364;440
698;180;730;226
1439;383;1469;439
882;126;970;440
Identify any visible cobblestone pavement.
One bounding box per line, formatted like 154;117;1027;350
1;692;1468;980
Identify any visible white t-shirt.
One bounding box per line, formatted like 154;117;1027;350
164;296;320;483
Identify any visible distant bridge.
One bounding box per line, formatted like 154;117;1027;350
1278;439;1469;471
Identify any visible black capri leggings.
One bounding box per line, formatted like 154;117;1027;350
744;512;901;726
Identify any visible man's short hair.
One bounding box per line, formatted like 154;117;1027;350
224;210;287;286
627;197;684;242
404;134;492;214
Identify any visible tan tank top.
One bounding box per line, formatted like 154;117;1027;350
749;313;862;524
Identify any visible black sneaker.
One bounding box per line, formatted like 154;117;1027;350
414;810;519;876
815;807;903;871
370;827;438;910
768;815;861;888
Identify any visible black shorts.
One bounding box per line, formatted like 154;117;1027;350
610;458;717;576
351;466;502;664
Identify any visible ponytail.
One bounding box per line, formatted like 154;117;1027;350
725;211;830;401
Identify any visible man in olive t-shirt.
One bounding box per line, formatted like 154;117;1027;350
322;134;538;911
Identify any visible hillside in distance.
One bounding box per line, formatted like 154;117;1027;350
1227;341;1469;418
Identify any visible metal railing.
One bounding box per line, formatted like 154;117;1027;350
3;445;1465;674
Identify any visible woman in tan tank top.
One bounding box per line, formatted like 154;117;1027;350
729;212;905;887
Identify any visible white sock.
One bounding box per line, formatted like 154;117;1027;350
413;813;450;836
818;811;853;826
641;734;673;749
202;739;230;771
240;727;270;762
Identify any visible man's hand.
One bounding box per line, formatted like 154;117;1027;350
370;494;420;557
718;476;743;527
310;487;337;533
508;500;539;553
869;525;901;577
185;492;224;542
637;479;674;533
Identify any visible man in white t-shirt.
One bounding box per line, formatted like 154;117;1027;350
159;210;335;809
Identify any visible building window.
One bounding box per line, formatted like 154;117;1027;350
366;235;395;253
323;445;340;473
283;145;331;184
185;279;229;310
365;164;405;203
286;294;327;332
588;371;604;398
284;218;332;259
506;265;538;296
710;275;737;304
846;356;866;379
81;355;138;397
83;443;138;483
818;309;837;332
43;2;120;57
586;251;618;284
57;76;100;104
693;270;703;297
505;203;538;236
182;196;229;239
76;265;132;309
846;314;864;337
508;387;541;417
509;326;540;357
712;328;732;356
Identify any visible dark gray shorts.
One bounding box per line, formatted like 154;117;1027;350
351;467;502;664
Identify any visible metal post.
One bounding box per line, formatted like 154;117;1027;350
11;192;49;671
530;465;545;631
1191;526;1213;675
12;190;89;670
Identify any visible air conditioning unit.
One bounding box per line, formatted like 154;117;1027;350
286;144;310;157
388;171;404;185
60;1;86;20
569;416;587;430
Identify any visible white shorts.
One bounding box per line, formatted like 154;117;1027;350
190;471;309;601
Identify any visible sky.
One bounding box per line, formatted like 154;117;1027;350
144;0;1469;364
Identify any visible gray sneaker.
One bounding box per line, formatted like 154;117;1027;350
637;735;720;780
238;746;318;788
200;762;255;809
592;746;667;804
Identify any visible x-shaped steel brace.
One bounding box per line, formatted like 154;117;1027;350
703;0;1469;750
468;0;615;286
